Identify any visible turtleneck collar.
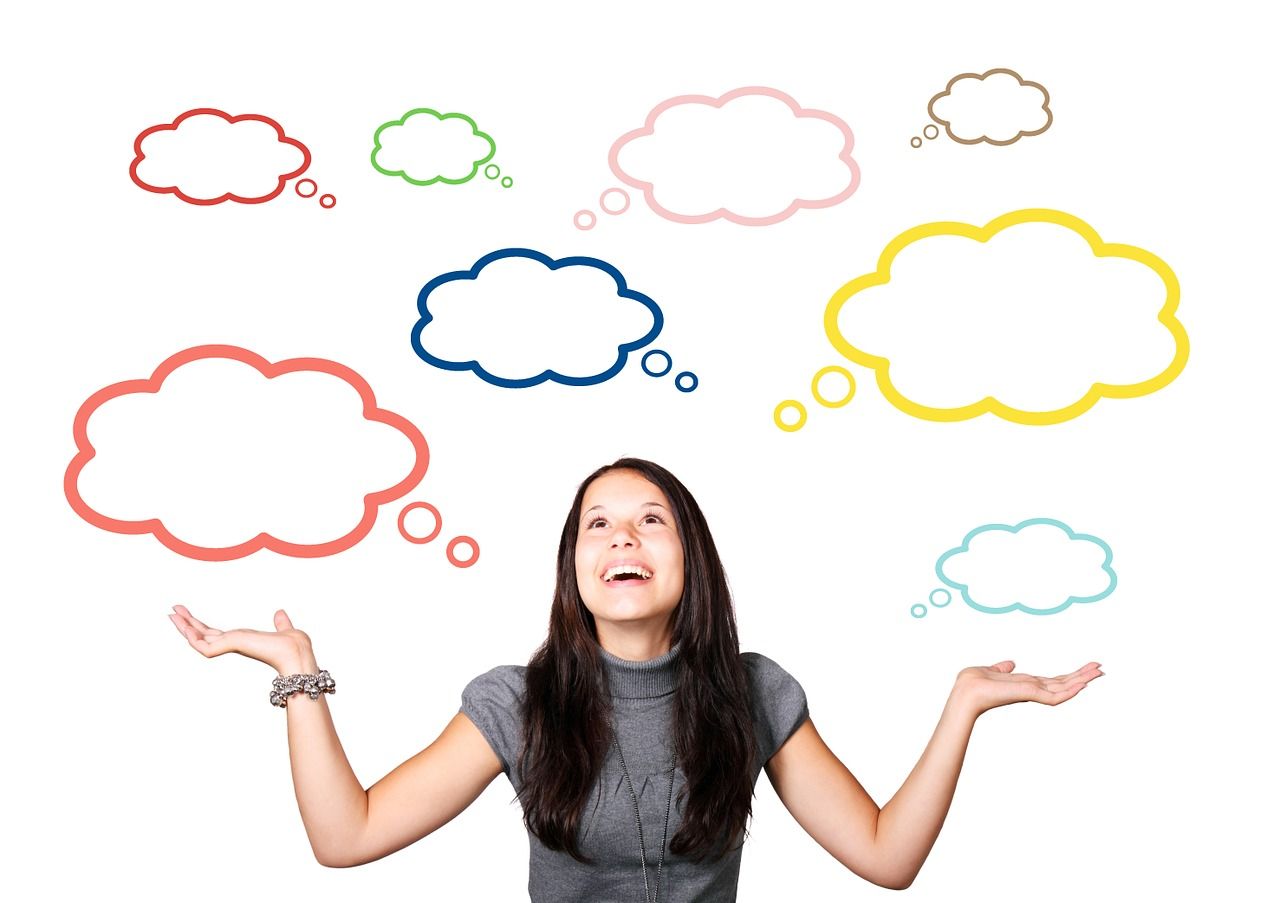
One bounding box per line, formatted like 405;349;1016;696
599;642;680;699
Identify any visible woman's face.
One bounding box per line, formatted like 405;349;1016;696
574;469;685;633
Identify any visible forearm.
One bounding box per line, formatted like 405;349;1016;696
872;690;978;888
279;647;369;867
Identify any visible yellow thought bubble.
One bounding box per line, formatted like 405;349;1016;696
821;208;1188;425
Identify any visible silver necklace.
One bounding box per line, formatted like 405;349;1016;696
613;733;677;903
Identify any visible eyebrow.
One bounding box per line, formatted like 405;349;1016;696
581;502;670;520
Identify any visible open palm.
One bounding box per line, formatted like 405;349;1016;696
168;604;315;675
954;660;1104;717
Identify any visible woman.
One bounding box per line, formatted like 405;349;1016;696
170;457;1102;901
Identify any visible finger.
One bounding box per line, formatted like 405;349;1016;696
274;609;294;632
170;615;227;657
989;660;1015;673
171;610;223;641
1055;666;1103;686
171;614;201;646
1031;681;1088;706
169;613;196;640
1040;676;1090;692
1051;663;1102;682
1007;665;1102;692
172;604;214;633
1034;666;1103;692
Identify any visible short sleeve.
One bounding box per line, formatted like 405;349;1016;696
741;652;810;767
460;665;527;778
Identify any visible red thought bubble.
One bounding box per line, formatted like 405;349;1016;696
130;109;311;205
65;345;429;560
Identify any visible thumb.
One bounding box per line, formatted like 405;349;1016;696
274;609;294;632
991;660;1015;672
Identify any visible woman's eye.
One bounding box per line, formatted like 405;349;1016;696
642;514;665;525
588;518;608;529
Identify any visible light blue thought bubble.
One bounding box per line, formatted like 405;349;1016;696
934;517;1116;616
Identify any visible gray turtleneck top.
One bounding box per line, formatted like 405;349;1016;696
460;646;809;902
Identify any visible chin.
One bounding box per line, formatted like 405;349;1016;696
588;599;675;624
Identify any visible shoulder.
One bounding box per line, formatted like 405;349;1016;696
459;665;527;777
462;664;527;706
739;652;810;766
740;651;804;692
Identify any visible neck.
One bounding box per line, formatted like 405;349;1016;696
598;640;681;699
595;620;674;662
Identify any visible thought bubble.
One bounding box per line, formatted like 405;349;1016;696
927;69;1052;145
935;518;1116;615
130;109;311;205
65;346;429;560
371;109;498;186
411;248;664;388
608;86;860;225
818;209;1188;425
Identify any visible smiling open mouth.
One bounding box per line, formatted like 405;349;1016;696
603;565;653;582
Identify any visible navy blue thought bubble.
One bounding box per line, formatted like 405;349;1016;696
410;248;664;388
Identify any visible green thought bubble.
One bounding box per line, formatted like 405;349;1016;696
371;108;496;186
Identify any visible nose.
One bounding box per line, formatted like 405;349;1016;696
609;523;638;548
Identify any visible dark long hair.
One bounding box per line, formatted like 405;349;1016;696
517;458;757;862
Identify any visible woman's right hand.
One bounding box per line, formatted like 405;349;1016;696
169;604;318;675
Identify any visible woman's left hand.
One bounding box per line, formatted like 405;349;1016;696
951;660;1103;718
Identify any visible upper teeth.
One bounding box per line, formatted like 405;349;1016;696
604;565;652;581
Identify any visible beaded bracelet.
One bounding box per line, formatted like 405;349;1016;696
270;670;336;708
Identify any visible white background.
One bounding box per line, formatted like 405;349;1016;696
4;1;1275;900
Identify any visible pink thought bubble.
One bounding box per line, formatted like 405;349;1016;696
64;345;429;561
607;86;861;226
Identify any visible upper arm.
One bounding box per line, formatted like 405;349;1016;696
765;717;894;888
337;711;504;867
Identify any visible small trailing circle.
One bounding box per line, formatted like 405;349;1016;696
773;400;807;432
447;535;480;568
810;365;855;408
397;502;443;544
641;349;673;377
600;187;630;215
